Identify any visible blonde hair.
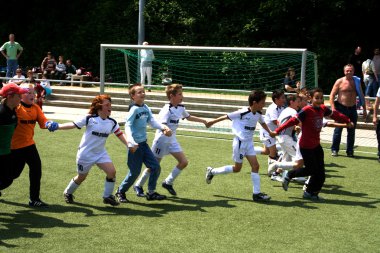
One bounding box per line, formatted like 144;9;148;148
165;83;183;100
128;83;143;99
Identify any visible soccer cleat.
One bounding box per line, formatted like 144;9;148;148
146;192;167;201
303;191;324;200
271;172;283;182
282;170;290;191
205;167;214;184
162;181;177;196
103;195;120;206
29;199;49;207
252;192;271;202
331;150;338;157
346;152;354;157
267;162;278;176
292;177;307;183
63;193;74;204
133;185;145;197
115;191;129;203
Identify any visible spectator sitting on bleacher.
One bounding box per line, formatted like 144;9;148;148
64;59;77;85
41;52;56;79
40;73;52;99
11;68;25;85
55;55;66;85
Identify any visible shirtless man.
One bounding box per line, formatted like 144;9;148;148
329;64;366;157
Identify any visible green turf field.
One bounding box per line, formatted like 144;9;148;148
1;126;379;253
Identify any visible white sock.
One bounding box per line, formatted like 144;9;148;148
211;165;233;175
165;167;182;185
103;178;115;198
251;172;261;194
135;169;150;187
64;178;80;194
276;161;296;170
254;146;263;155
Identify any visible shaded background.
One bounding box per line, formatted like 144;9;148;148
1;0;379;91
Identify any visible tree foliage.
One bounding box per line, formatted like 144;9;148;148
1;0;379;90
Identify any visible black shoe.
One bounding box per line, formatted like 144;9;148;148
346;152;354;157
252;192;271;202
162;182;177;196
29;199;49;207
115;191;129;203
378;157;380;163
146;192;167;201
63;193;74;204
331;150;338;157
133;185;145;197
0;191;2;197
103;195;120;206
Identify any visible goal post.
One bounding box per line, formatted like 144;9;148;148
99;44;318;93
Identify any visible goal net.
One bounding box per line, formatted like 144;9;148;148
100;44;317;93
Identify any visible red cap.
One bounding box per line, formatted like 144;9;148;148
0;83;29;97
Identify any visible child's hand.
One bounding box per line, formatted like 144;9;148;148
294;125;301;134
163;127;172;137
205;121;214;128
129;145;138;153
269;131;277;138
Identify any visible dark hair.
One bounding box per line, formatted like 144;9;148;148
309;87;323;98
271;89;284;102
286;94;299;104
248;90;266;106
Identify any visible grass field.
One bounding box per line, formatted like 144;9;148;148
1;125;379;253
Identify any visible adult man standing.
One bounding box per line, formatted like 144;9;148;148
329;64;366;157
140;42;155;91
0;34;23;78
0;83;28;195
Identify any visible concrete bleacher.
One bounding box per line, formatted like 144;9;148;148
45;86;376;130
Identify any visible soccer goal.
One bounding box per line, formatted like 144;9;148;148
99;44;318;94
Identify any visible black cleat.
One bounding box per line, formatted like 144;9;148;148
103;195;120;206
252;192;271;202
63;193;74;204
115;191;129;203
146;192;167;201
162;182;177;195
133;185;145;197
29;199;49;207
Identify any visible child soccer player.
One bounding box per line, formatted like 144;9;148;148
258;89;286;165
205;90;274;202
115;83;172;202
133;84;208;196
47;94;128;206
11;84;59;207
271;88;352;200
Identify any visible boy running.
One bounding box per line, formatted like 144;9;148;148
116;83;172;202
205;90;274;202
133;84;208;196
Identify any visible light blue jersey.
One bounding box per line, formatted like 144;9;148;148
125;103;163;145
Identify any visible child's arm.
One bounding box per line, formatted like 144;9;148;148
260;122;276;137
55;122;77;130
149;117;172;137
206;115;228;128
326;121;354;128
373;96;380;125
187;115;208;127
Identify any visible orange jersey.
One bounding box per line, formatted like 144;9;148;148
11;102;48;149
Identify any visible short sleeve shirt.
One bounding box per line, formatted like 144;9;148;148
227;107;264;142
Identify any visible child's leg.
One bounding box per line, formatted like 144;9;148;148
164;152;188;185
134;168;152;187
118;148;143;193
246;155;261;194
141;143;162;193
98;162;117;198
64;173;87;194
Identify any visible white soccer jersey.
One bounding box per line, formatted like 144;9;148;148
262;102;285;131
277;107;298;137
74;114;121;161
154;103;190;143
227;107;264;142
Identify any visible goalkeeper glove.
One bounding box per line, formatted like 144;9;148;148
45;121;59;132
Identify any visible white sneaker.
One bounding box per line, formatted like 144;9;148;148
271;174;283;182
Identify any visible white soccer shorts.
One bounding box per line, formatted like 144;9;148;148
232;137;256;163
76;150;112;174
260;131;277;148
277;135;303;161
151;139;183;158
